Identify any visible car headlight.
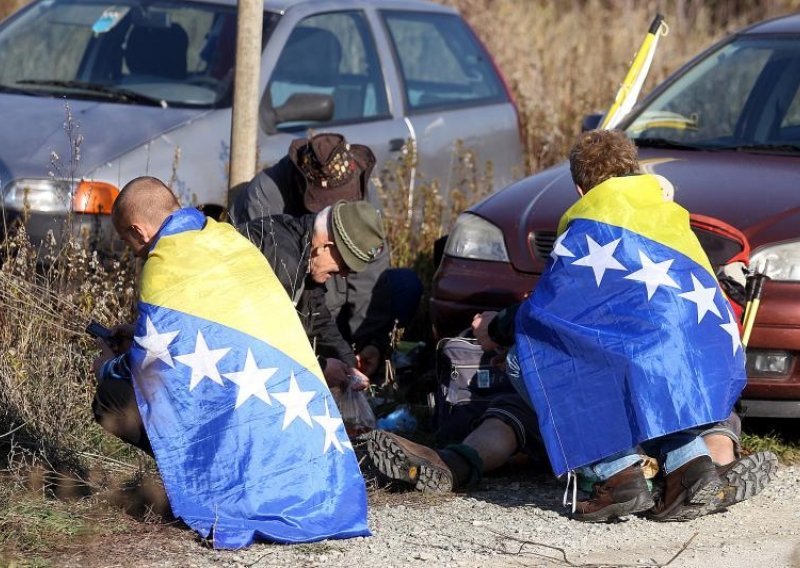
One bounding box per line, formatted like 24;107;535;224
2;179;119;215
3;179;72;213
750;240;800;281
444;213;509;262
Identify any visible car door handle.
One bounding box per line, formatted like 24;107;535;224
389;138;405;152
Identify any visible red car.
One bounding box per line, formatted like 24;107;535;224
431;14;800;419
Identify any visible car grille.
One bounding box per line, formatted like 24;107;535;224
530;231;557;261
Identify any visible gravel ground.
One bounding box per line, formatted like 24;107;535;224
56;464;800;568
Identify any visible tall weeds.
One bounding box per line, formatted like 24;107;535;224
0;0;26;21
445;0;797;173
0;102;138;472
0;224;138;465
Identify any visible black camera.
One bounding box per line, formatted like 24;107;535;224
86;321;114;341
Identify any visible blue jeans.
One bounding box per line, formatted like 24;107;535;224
505;345;710;480
578;432;709;481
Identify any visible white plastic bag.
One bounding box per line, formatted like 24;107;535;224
333;382;377;437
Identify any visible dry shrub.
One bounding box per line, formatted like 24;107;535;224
0;220;138;468
376;139;495;272
0;0;27;21
444;0;798;173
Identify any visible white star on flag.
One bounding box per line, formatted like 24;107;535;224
720;309;743;356
624;250;680;300
273;371;315;429
312;399;345;454
223;349;277;409
174;331;230;391
135;316;179;369
572;236;627;286
678;274;721;323
550;228;575;262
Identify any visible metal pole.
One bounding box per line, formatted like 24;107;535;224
742;272;768;348
228;0;262;195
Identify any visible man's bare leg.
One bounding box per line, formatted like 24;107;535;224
703;433;736;465
462;418;518;472
364;417;518;492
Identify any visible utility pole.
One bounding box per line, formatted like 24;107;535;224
228;0;262;197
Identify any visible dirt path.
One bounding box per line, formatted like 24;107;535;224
48;465;800;568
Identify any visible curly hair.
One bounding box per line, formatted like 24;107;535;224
569;130;639;192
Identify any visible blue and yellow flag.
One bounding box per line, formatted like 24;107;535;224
515;175;746;477
128;208;369;549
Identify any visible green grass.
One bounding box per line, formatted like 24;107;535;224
741;431;800;465
0;479;136;566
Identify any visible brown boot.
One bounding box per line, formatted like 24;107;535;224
572;464;655;522
647;455;723;521
365;430;457;492
713;451;778;511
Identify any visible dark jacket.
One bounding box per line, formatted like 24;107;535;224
230;156;393;355
237;213;357;369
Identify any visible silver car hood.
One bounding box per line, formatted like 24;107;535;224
0;93;204;185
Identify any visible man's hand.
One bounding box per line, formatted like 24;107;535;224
347;367;370;391
109;324;135;355
356;345;381;378
472;311;501;352
323;358;350;389
92;338;116;382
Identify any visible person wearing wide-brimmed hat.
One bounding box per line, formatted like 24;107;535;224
230;133;421;379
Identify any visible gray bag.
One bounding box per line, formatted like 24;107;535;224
433;332;513;443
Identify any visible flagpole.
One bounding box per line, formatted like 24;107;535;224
742;270;768;348
600;14;668;130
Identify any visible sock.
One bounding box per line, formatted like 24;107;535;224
438;444;484;489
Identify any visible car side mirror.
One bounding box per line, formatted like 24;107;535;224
260;92;335;134
581;113;604;132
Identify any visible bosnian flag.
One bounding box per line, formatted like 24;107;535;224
515;175;746;476
129;208;369;548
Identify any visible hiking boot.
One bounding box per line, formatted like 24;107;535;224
712;451;778;511
647;455;723;521
572;464;655;522
364;430;455;492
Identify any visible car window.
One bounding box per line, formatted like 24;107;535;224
778;66;800;134
0;2;98;83
0;0;278;108
267;10;389;126
381;10;505;112
625;37;800;148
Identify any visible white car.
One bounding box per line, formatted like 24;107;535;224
0;0;523;247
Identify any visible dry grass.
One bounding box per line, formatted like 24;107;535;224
0;0;26;21
445;0;798;174
0;221;138;461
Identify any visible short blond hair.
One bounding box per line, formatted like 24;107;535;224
569;130;639;192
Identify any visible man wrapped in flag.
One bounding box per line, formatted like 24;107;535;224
91;176;370;548
515;130;746;521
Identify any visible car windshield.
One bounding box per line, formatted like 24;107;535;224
0;0;277;108
625;36;800;152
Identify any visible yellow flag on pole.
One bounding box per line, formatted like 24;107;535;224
600;14;669;130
